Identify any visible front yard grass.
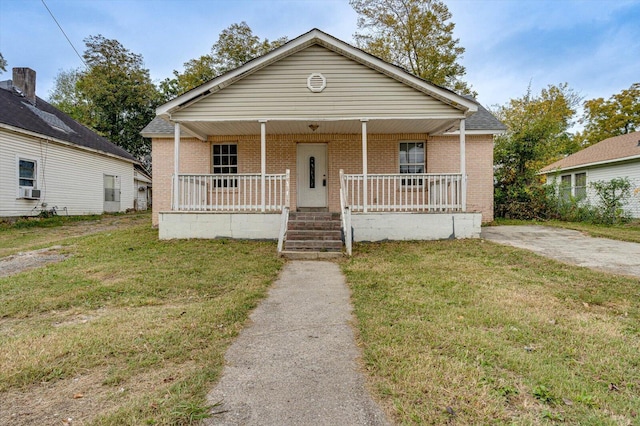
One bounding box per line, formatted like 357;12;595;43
0;222;284;425
343;240;640;425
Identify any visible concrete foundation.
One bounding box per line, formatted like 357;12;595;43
159;212;281;240
350;212;482;241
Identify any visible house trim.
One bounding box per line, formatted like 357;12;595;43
540;154;640;175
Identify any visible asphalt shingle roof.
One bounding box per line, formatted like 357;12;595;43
0;86;137;162
540;131;640;173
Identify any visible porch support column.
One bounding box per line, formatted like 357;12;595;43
459;118;467;212
259;119;267;212
173;122;180;211
361;119;369;213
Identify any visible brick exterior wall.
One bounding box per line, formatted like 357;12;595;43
152;133;495;225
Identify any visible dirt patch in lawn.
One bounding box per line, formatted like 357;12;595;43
0;246;69;278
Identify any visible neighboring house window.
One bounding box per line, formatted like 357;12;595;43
18;158;37;188
560;174;572;201
575;172;587;200
399;142;424;186
559;172;587;201
212;144;238;187
104;175;121;202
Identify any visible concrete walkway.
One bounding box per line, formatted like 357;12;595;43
203;261;390;426
482;225;640;278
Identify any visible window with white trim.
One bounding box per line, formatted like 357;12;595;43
399;142;425;186
212;144;238;187
560;172;587;201
560;174;572;201
18;158;37;188
575;172;587;200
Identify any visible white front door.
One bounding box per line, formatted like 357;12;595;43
297;143;328;208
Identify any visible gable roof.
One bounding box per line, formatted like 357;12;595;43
0;84;137;163
540;131;640;173
156;28;478;120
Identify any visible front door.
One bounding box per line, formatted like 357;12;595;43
297;143;328;209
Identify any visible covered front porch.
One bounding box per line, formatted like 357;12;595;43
158;118;482;254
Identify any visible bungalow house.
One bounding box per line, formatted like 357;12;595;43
141;29;505;255
0;67;142;217
540;131;640;218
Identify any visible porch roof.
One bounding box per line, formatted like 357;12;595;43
141;103;504;139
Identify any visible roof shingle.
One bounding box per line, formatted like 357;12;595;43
0;86;137;162
540;131;640;173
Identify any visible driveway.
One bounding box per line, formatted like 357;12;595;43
482;225;640;278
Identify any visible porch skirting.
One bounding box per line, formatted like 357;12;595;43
350;212;482;242
159;212;281;240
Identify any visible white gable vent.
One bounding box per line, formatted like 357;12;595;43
307;73;326;93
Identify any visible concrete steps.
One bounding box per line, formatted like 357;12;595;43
282;212;344;258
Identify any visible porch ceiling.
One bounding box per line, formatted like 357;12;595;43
180;118;461;137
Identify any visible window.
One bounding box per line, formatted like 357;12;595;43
559;172;587;201
575;172;587;200
399;142;424;186
212;144;238;187
18;158;36;188
104;175;120;202
560;175;572;201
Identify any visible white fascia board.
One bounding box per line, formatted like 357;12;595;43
539;155;640;175
0;123;138;165
157;29;477;118
444;129;507;135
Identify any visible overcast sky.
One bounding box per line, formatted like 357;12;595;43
1;0;639;111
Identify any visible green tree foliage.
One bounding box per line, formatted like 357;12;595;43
161;22;287;98
493;83;582;218
350;0;473;94
50;35;161;160
590;177;632;224
576;83;640;146
48;69;88;122
0;52;7;73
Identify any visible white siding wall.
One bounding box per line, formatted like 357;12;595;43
546;161;640;218
587;162;640;218
172;45;460;121
0;128;134;217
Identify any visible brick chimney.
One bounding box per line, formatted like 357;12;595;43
12;67;36;105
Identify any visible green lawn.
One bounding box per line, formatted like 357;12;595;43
343;240;640;425
0;218;284;425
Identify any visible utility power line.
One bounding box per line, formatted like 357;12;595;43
40;0;87;69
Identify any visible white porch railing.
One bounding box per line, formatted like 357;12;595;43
174;171;290;212
340;171;463;212
339;170;352;256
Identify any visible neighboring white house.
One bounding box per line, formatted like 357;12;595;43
540;131;640;218
0;67;143;217
134;164;152;211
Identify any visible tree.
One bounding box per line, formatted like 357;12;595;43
161;22;287;98
493;83;582;218
350;0;473;94
0;52;7;73
50;35;161;160
576;83;640;146
48;69;88;122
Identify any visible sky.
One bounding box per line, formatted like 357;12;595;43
1;0;639;113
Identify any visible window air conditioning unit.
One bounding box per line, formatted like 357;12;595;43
20;188;41;199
